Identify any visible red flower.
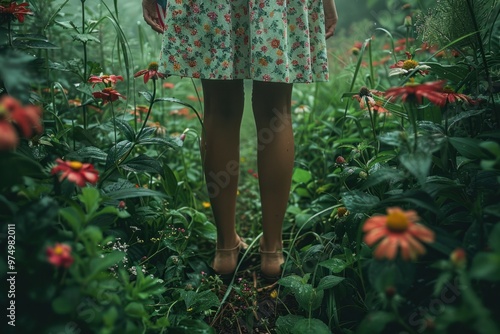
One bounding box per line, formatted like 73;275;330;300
134;62;166;84
88;74;124;88
46;243;74;268
0;95;43;150
385;80;447;107
51;159;99;187
440;87;476;105
92;87;126;104
363;207;435;261
0;1;32;23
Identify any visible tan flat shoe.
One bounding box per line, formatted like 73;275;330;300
260;248;284;281
212;237;248;276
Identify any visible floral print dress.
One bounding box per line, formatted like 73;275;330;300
158;0;329;83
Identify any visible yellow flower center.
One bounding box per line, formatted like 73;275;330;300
148;62;159;71
54;245;64;255
386;210;409;232
402;59;419;70
69;161;83;170
0;105;8;119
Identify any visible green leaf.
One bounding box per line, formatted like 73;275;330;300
121;155;164;175
82;225;103;244
105;140;133;169
470;253;500;281
138;91;153;102
449;137;489;160
276;315;306;334
88;251;125;279
341;190;379;213
66;146;108;162
378;131;404;147
78;187;101;216
12;39;60;49
124;302;147;318
102;187;168;201
114;118;136;142
293;168;313;183
279;274;306;289
359;168;405;190
181;290;220;311
59;206;85;231
52;287;81;314
168;319;216;334
72;33;100;43
319;258;349;273
292;318;331;334
316;275;345;290
295;284;323;311
425;62;469;82
399;151;432;185
136;136;179;148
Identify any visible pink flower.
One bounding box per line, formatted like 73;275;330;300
51;159;99;187
363;207;435;261
46;243;74;268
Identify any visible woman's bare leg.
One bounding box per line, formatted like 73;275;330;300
252;81;294;276
201;79;245;274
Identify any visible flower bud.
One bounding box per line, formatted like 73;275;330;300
450;248;467;268
404;15;412;27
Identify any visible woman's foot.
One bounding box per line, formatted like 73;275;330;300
260;241;284;280
212;237;248;276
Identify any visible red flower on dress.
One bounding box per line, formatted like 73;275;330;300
363;207;435;261
134;62;166;84
92;87;126;104
88;74;124;88
51;159;99;187
0;1;32;23
385;80;447;107
0;95;43;150
46;243;74;268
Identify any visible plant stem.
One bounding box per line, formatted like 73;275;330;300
407;103;418;152
81;0;88;129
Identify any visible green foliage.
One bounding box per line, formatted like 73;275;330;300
0;0;499;333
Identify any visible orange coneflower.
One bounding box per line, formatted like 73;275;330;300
363;207;435;261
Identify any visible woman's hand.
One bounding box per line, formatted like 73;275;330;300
323;0;338;39
142;0;164;33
